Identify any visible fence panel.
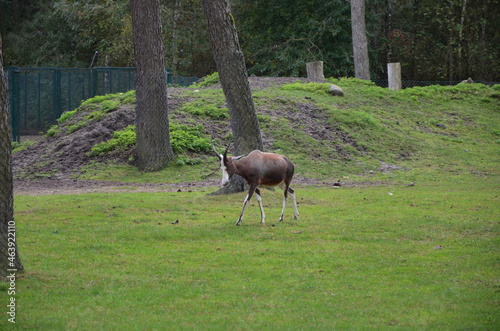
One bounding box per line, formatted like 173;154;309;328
5;67;198;142
6;68;58;137
4;67;138;140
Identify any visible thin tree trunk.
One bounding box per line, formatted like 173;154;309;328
457;0;467;79
0;32;24;280
385;0;393;63
447;0;455;81
351;0;370;80
131;0;174;171
477;0;488;80
171;0;182;74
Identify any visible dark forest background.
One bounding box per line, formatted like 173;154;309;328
1;0;499;81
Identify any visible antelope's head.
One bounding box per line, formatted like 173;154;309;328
212;143;232;186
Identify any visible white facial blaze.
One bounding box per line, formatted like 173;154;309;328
220;158;230;186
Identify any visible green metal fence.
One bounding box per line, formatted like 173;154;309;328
5;67;198;141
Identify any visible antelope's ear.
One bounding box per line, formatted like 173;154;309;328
232;155;245;161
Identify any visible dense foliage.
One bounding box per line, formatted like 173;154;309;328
1;0;499;81
233;0;352;78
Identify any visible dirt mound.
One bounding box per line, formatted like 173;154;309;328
13;104;135;179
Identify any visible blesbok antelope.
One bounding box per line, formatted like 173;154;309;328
213;144;299;226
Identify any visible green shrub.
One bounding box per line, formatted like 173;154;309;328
85;110;106;122
67;121;86;134
11;141;20;150
101;100;120;113
12;139;37;152
119;90;136;104
79;92;131;109
176;156;203;166
57;110;77;124
46;125;59;137
87;123;212;157
191;72;219;87
170;123;212;153
80;94;116;106
88;125;137;157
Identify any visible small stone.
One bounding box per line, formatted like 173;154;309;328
328;84;344;97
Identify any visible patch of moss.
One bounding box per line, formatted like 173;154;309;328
87;123;212;157
181;102;229;119
57;110;78;124
87;125;137;157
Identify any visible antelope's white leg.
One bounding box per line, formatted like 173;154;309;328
278;195;287;222
278;183;287;222
290;190;299;220
255;189;266;223
236;194;250;226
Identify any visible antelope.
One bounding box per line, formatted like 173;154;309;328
213;144;299;226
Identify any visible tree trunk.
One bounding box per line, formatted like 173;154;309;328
202;0;263;194
351;0;370;80
170;0;182;74
385;0;393;63
0;32;24;280
477;1;487;80
457;0;468;79
131;0;174;172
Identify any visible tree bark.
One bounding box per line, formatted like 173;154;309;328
351;0;370;80
131;0;174;171
0;32;24;280
202;0;263;155
202;0;263;194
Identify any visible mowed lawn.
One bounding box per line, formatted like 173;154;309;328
3;177;499;330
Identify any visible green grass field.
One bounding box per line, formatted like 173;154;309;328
4;79;500;329
2;174;498;330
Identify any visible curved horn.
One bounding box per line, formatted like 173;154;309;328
211;139;222;160
223;143;230;164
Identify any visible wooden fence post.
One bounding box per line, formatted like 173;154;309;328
387;62;402;91
306;61;325;82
